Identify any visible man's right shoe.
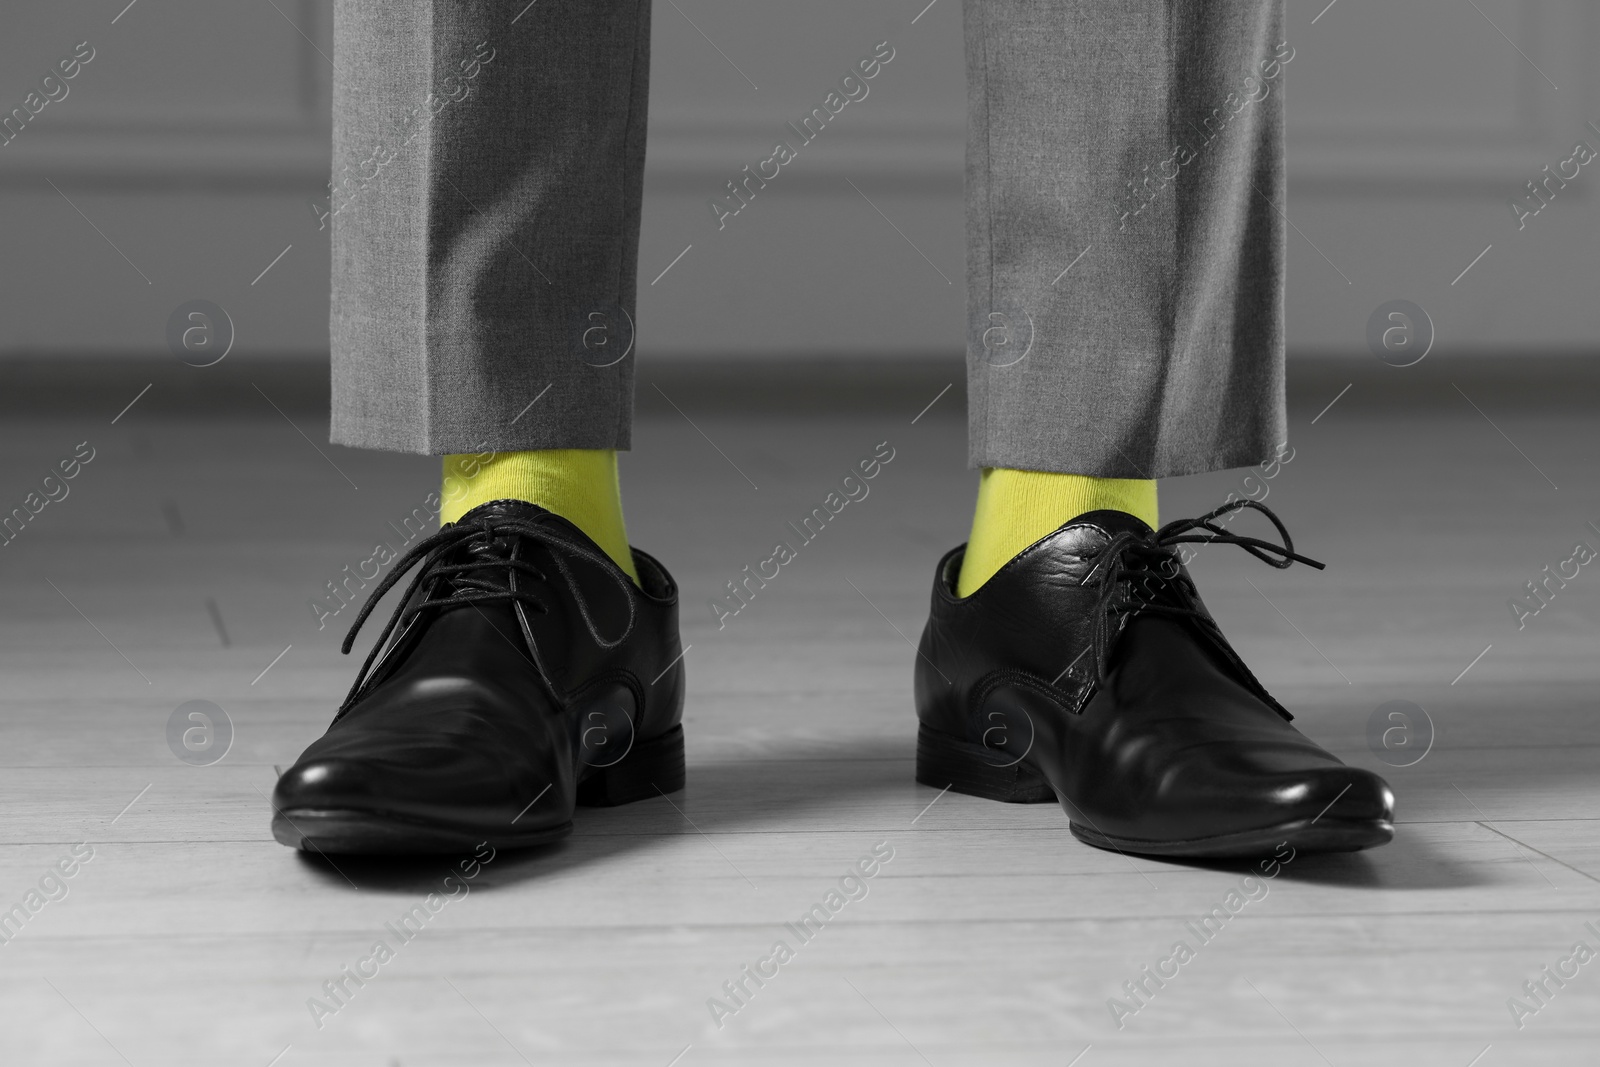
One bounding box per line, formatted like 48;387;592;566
271;500;686;855
913;500;1394;859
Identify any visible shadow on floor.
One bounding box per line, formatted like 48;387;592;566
289;738;1495;894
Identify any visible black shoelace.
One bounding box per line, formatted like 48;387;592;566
1081;499;1324;686
336;515;636;711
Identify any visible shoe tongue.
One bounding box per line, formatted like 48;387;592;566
969;508;1155;596
1067;509;1154;538
454;498;557;525
1030;509;1153;559
439;501;567;599
441;498;618;588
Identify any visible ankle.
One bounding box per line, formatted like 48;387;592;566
956;468;1157;596
441;449;639;583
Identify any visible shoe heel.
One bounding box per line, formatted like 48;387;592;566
915;724;1056;804
576;724;686;807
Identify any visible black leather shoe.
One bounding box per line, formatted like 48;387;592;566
272;500;686;854
914;500;1394;859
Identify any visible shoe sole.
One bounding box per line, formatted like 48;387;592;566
271;808;574;855
1067;817;1394;859
272;725;686;855
915;724;1394;859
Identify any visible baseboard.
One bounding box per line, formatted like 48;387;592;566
1283;349;1600;416
3;351;1596;420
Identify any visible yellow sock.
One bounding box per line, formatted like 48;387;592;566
440;449;639;584
956;468;1158;596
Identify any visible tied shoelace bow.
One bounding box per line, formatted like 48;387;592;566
1078;498;1324;687
336;515;637;710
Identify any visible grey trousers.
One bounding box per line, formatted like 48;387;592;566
330;1;1286;480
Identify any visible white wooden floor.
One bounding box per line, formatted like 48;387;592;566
1;386;1597;1066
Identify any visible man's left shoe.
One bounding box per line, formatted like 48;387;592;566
913;500;1394;859
271;500;686;855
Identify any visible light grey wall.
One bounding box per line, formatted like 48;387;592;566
0;0;1594;360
